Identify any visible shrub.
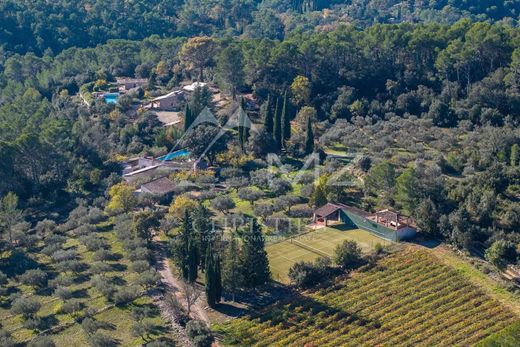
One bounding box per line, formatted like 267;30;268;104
59;300;83;315
485;240;518;269
186;320;214;347
89;262;113;275
80;235;109;251
18;269;48;288
27;335;56;347
113;286;139;305
0;329;16;347
211;195;236;214
51;249;77;263
130;260;151;273
54;286;73;300
11;297;41;319
288;257;333;288
334;240;364;270
137;270;160;289
88;332;117;347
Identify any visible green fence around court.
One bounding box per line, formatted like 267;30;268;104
340;210;397;241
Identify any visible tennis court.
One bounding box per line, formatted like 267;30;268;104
267;227;391;282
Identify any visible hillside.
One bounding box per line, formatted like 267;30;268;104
215;248;519;346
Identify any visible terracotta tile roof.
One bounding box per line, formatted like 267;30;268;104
141;177;176;195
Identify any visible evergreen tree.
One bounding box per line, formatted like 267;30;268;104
241;219;270;287
304;115;314;154
183;103;192;132
178;210;193;280
273;97;282;150
205;245;217;307
187;235;199;283
263;95;273;134
204;243;222;308
238;97;250;151
222;234;243;301
281;91;291;145
511;143;519;167
192;203;211;269
176;210;199;283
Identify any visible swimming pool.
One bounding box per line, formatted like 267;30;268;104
103;93;119;104
157;149;190;161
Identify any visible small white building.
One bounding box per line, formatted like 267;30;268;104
183;82;207;92
150;90;185;110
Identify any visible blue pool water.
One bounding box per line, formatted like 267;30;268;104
157;149;190;161
104;93;119;104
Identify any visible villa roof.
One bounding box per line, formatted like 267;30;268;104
152;90;184;101
314;203;348;218
141;177;176;195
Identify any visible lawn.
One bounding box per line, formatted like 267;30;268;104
267;226;391;282
215;248;519;346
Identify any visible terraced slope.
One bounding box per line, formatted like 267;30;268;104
215;249;518;347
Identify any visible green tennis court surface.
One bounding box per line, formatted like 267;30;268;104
267;227;391;282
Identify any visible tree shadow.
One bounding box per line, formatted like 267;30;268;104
72;288;90;299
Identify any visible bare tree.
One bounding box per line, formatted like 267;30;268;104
180;281;201;317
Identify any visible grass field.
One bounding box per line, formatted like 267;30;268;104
215;248;519;346
267;227;391;282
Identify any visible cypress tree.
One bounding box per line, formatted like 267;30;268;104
263;95;273;134
305;115;314;154
273;97;282;150
205;243;222;308
179;210;192;280
241;218;270;287
205;244;216;307
192;203;211;269
187;236;199;283
215;253;222;303
183;103;192;132
511;143;519;167
222;234;243;301
281;91;291;145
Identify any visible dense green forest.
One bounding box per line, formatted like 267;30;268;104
1;0;519;57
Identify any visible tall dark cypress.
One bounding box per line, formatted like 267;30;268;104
240;98;249;149
179;210;192;280
183;103;192;132
205;245;216;307
205;243;221;307
305;115;314;154
214;253;222;303
263;95;273;134
192;203;211;269
241;218;270;287
281;91;291;145
187;236;199;283
273;97;282;150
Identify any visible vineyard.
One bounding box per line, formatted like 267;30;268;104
215;248;518;346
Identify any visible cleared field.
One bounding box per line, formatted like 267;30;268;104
267;227;390;282
215;248;518;346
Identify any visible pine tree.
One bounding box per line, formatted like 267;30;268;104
263;95;273;134
273;97;282;151
222;234;243;301
183;103;192;132
281;91;291;145
241;219;270;287
304;115;314;154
